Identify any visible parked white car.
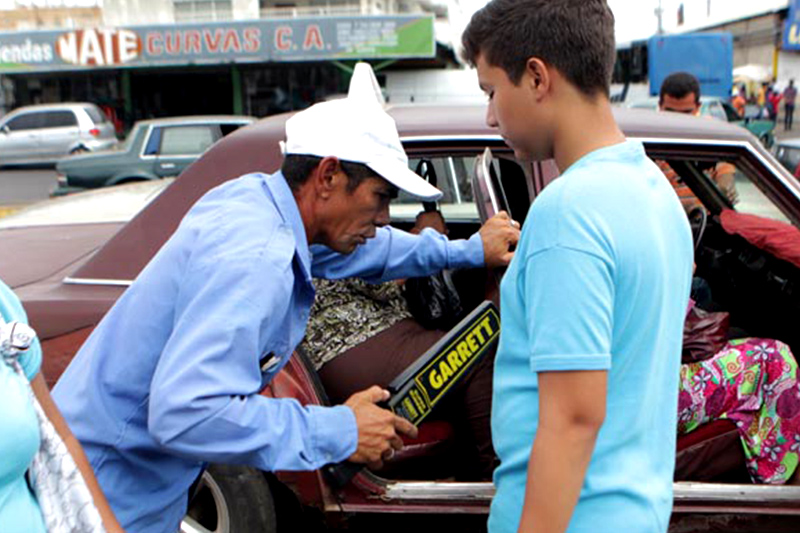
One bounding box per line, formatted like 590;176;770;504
0;102;118;166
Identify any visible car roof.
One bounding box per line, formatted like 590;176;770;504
134;115;255;127
72;103;760;282
7;102;99;113
383;103;752;143
777;138;800;148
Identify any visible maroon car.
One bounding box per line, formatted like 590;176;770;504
2;105;800;532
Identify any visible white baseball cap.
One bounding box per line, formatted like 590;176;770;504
281;63;443;201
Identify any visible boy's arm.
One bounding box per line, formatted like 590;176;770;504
517;370;607;533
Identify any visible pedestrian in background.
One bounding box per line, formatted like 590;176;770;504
768;85;782;122
462;0;693;532
784;79;797;130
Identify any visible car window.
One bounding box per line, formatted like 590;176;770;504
5;113;42;131
84;105;108;124
392;153;528;222
705;102;727;122
730;164;790;222
40;110;78;128
219;122;248;137
159;125;216;156
143;127;162;156
776;144;800;176
652;154;790;224
721;102;741;122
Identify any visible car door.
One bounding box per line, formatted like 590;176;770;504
154;124;218;178
39;110;80;158
0;112;44;164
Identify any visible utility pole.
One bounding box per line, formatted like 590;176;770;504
655;0;664;35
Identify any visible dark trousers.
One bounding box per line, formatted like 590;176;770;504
319;318;496;480
786;104;795;130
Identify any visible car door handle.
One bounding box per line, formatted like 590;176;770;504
160;163;176;169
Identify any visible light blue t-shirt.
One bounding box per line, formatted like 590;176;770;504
0;279;46;533
490;141;693;533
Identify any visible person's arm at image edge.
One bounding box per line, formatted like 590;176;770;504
31;374;125;533
517;370;606;533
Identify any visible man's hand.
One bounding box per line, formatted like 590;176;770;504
480;211;521;268
411;210;447;235
345;386;418;469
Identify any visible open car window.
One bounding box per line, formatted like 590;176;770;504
652;153;793;225
392;150;531;226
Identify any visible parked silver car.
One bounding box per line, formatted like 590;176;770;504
0;102;118;166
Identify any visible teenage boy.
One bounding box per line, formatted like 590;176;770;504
462;2;694;532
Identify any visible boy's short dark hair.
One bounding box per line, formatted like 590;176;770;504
461;0;616;98
659;72;701;104
281;154;378;193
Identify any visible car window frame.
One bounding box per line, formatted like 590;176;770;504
640;139;800;227
5;112;44;132
39;110;79;129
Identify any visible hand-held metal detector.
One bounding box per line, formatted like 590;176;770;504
323;301;500;488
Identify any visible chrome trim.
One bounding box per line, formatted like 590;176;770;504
401;134;504;143
383;481;493;501
673;482;800;505
381;480;800;507
63;276;133;287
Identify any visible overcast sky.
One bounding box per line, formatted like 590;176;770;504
451;0;790;44
1;0;791;41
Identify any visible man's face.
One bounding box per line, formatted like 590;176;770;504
659;92;700;116
321;174;396;254
476;54;543;161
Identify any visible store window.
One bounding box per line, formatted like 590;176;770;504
174;0;232;22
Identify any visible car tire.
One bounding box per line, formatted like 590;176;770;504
182;464;277;533
69;145;89;155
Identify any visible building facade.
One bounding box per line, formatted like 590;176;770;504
0;0;450;127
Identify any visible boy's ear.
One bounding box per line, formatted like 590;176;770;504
525;57;551;98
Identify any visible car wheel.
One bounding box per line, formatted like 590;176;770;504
70;145;89;155
181;465;277;533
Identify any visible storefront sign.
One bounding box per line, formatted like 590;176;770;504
785;0;800;51
0;15;434;73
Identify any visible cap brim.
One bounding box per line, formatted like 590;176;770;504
367;160;443;202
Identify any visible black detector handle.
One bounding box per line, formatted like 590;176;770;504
415;159;439;212
323;301;500;488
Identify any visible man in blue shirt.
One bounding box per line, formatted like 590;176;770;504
462;2;693;532
52;64;520;533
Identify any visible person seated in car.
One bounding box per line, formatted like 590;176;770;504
677;301;800;485
658;72;739;210
301;210;497;481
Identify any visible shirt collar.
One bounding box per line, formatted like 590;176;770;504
263;171;312;281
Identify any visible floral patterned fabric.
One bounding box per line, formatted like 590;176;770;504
678;338;800;484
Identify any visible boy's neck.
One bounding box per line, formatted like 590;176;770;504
551;94;626;173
